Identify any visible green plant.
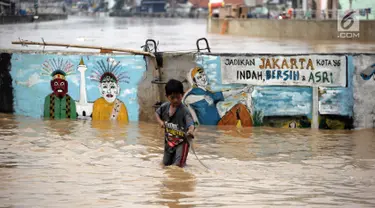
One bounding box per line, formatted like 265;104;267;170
252;110;264;127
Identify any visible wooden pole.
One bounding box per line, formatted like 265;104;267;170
11;40;155;57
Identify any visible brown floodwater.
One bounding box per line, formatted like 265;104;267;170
1;113;375;207
1;16;375;53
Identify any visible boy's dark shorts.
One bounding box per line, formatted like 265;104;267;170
163;141;190;168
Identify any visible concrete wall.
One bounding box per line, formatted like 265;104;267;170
1;50;375;130
137;55;161;122
353;55;375;129
137;53;197;121
207;18;375;42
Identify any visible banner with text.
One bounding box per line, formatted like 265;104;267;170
221;55;347;87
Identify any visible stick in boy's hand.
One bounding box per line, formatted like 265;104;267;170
160;121;165;128
186;129;195;140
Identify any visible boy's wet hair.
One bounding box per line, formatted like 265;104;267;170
165;79;184;96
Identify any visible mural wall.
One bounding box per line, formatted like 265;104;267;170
5;53;146;122
189;54;357;129
0;51;374;130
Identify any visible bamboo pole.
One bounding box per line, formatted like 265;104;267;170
12;40;155;57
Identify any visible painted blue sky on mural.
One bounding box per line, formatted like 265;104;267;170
10;54;146;120
197;55;354;118
319;56;354;117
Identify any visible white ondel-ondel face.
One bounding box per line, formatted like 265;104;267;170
99;76;120;103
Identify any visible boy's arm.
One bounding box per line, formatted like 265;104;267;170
155;105;165;128
185;111;195;137
187;125;195;137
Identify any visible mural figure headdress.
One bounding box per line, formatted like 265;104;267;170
41;58;75;80
191;66;204;80
41;58;75;99
89;59;130;84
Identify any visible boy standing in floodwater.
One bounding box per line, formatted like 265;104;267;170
155;79;195;168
